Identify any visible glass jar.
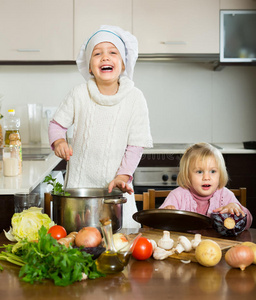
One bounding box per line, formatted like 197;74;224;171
3;145;19;177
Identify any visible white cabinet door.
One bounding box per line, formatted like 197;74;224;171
220;0;256;9
133;0;219;54
0;0;73;61
74;0;132;59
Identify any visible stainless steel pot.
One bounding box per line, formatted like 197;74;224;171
52;188;127;233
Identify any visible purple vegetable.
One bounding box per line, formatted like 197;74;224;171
211;212;247;236
74;245;106;259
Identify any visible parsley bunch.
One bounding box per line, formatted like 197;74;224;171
43;174;70;196
1;226;104;286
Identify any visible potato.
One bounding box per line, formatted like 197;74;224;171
195;239;222;267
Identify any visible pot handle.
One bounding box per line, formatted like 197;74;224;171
104;197;127;205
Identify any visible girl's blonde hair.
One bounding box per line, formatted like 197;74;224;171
177;142;228;189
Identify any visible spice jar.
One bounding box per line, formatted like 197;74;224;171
3;145;19;177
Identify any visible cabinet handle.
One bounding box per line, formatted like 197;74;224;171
161;41;186;45
17;49;40;52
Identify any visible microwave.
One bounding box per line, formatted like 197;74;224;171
220;10;256;63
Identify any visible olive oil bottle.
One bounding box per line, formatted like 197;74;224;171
96;218;141;274
4;109;22;173
96;219;125;273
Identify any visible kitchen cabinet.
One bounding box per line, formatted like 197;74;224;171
220;0;256;9
133;0;219;54
74;0;132;59
0;0;73;61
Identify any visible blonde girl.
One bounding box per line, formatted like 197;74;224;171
160;143;252;229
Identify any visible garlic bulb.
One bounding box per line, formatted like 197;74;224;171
153;247;175;260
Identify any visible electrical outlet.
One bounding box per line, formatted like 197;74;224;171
42;106;57;119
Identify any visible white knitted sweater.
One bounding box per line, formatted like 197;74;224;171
54;77;152;228
54;76;152;189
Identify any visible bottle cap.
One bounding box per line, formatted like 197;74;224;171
8;109;15;114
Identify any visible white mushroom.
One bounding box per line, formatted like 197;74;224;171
153;246;175;260
191;234;202;249
157;231;174;250
175;236;192;253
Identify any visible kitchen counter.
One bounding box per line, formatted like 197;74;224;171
143;143;256;154
0;151;61;195
0;228;256;300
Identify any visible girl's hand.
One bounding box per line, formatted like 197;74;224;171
108;175;134;195
53;138;73;161
163;205;176;210
213;203;245;217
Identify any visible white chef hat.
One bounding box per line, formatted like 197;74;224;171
76;25;138;81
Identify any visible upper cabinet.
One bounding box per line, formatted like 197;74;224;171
74;0;132;59
0;0;73;61
220;0;256;9
133;0;219;54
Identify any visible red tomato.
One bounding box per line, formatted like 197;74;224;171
48;225;67;240
132;237;153;261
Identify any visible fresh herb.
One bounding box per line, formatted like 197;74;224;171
43;174;70;196
0;226;105;286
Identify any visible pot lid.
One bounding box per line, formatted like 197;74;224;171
55;187;124;198
133;209;212;232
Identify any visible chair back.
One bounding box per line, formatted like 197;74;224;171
148;189;172;209
147;187;247;210
135;192;150;210
230;187;247;207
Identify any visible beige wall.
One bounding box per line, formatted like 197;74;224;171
0;62;256;144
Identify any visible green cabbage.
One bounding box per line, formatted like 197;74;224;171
10;207;55;242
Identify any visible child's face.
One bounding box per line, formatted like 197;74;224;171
89;42;125;85
189;156;220;197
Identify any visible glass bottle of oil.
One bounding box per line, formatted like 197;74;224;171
96;219;125;274
4;109;22;173
96;219;142;274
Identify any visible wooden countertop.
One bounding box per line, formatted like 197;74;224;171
1;228;256;300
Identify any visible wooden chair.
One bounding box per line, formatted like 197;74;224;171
147;187;247;209
135;192;150;210
230;187;247;207
148;189;172;209
44;193;53;218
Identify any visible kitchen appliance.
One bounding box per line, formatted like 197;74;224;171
133;166;179;209
243;141;256;149
220;10;256;63
133;209;212;232
51;188;127;233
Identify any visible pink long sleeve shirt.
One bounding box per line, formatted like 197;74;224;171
159;186;253;230
48;120;143;181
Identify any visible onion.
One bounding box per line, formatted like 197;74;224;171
113;233;129;251
75;227;102;248
241;242;256;264
225;245;254;271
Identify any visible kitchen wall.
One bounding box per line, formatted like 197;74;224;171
0;62;256;145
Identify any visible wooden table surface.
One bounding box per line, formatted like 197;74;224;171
0;228;256;300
